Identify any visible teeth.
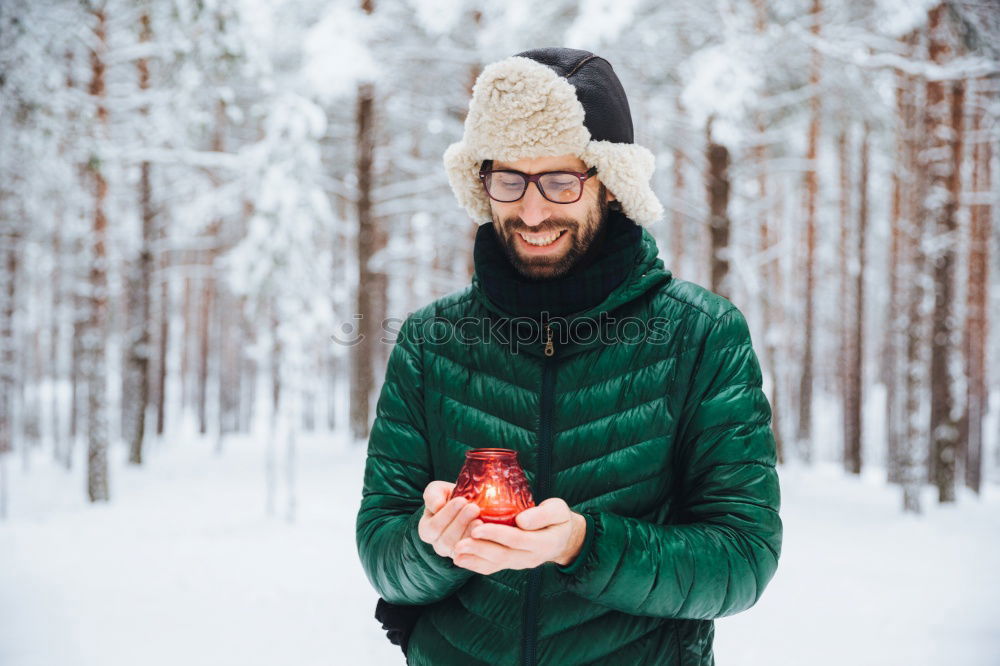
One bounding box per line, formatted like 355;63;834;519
520;231;562;246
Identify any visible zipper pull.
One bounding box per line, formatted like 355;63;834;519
544;323;555;357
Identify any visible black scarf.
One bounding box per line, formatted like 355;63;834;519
473;208;643;320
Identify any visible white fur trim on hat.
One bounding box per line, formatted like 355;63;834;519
579;140;664;226
444;55;664;226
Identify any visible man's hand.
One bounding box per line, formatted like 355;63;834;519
417;480;484;559
451;498;587;575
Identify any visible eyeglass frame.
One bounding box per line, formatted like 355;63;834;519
478;165;599;204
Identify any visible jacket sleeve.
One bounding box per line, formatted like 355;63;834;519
355;314;475;605
554;306;782;619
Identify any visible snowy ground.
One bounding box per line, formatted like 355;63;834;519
1;431;998;666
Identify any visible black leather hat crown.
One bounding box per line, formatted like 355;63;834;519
514;48;634;144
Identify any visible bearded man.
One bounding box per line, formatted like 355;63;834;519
356;47;782;665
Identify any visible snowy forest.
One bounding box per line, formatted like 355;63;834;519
1;0;999;664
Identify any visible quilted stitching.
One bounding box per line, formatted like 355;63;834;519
356;227;782;665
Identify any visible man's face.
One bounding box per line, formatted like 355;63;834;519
487;154;615;280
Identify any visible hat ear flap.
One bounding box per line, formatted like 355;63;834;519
581;141;663;226
445;141;492;223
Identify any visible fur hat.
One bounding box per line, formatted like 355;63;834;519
444;47;664;226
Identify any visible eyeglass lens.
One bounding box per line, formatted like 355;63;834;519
484;172;583;203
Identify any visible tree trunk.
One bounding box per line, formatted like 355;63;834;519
53;50;75;470
963;77;991;494
19;302;40;461
181;261;194;414
69;242;84;465
837;128;851;403
198;96;226;439
128;159;153;463
706;125;731;301
926;6;961;504
266;311;281;515
22;331;41;461
464;50;483;282
751;0;784;464
844;123;869;475
50;205;64;464
197;269;214;436
350;34;380;442
240;297;256;434
128;11;154;465
0;215;19;520
85;5;110;503
757;138;785;464
154;194;170;437
885;68;907;484
796;0;822;461
122;257;142;448
216;286;241;451
672;113;686;272
900;65;927;514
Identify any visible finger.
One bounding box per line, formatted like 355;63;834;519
438;501;480;552
423;481;457;515
455;545;534;573
459;518;484;542
515;498;570;530
422;481;456;515
451;552;498;576
455;536;528;564
470;523;533;551
419;496;467;543
436;496;470;525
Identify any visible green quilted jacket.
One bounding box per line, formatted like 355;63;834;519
356;226;782;665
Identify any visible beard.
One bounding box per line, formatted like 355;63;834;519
493;186;611;280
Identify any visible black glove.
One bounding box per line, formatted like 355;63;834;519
375;597;423;657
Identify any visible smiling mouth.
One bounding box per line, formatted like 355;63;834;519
517;229;566;247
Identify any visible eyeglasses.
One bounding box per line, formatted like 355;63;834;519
478;166;598;204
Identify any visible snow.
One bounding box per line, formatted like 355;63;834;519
874;0;939;38
680;43;763;148
0;432;399;666
302;4;381;102
2;433;999;665
408;0;465;38
565;0;642;49
716;462;1000;666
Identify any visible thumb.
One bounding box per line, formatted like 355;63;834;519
424;480;456;513
515;498;568;530
515;509;538;530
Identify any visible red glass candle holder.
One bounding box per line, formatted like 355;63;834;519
450;448;535;526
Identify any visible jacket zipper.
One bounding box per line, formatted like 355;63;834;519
523;322;556;666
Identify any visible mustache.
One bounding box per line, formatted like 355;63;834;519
501;218;577;234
